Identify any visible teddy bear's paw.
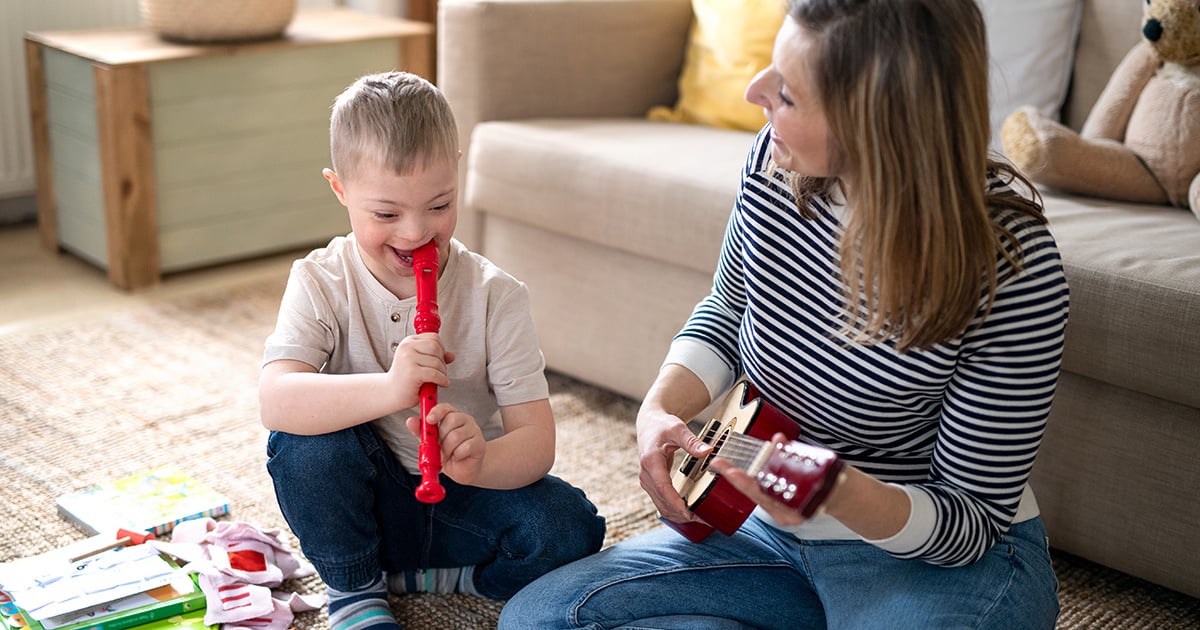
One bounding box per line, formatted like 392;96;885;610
1190;176;1200;220
1000;108;1045;174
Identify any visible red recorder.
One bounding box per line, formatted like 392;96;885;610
412;240;446;503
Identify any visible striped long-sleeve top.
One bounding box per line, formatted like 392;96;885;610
670;125;1070;567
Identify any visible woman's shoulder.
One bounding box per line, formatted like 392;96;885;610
745;123;776;176
982;173;1067;292
985;169;1053;237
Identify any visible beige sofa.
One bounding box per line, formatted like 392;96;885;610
441;0;1200;599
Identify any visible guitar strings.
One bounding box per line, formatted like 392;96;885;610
710;432;769;469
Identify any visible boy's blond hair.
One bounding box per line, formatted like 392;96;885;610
329;71;458;183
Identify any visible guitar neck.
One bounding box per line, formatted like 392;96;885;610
715;431;776;476
695;416;844;516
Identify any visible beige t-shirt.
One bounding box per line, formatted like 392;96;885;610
263;235;549;474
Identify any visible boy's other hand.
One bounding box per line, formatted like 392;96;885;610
406;403;486;486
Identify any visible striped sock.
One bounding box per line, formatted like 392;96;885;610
326;576;399;630
386;566;477;596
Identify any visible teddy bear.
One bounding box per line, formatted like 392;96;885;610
1000;0;1200;220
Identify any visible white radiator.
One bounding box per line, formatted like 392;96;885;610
0;1;142;199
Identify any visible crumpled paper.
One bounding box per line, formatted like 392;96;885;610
151;518;326;630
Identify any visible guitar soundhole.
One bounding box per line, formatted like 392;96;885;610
677;420;731;479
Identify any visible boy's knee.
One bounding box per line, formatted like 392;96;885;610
521;484;606;560
266;427;370;478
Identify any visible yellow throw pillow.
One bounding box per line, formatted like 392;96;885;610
648;0;786;131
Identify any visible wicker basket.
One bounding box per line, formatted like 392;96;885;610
140;0;298;44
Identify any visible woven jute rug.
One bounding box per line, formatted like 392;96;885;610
2;276;1198;629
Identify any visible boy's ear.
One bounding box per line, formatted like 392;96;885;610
323;168;348;206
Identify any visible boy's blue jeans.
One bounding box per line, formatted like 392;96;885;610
499;513;1059;629
266;423;605;599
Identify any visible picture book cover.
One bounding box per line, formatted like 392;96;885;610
112;608;212;630
55;466;231;537
0;548;206;630
27;576;205;630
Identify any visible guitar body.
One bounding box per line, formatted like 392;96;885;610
666;380;800;541
666;380;843;543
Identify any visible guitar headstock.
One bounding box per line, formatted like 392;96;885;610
755;441;844;517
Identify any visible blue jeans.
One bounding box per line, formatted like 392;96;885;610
266;423;606;599
500;514;1059;629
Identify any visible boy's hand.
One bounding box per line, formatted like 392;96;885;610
389;332;454;410
406;403;485;486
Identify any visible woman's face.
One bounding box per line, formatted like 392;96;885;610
745;16;835;178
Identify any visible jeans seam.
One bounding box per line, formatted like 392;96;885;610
973;542;1019;629
569;562;791;627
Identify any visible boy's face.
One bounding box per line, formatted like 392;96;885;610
324;155;459;299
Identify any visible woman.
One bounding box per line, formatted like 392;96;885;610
500;0;1067;627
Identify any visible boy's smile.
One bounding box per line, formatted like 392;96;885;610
323;157;459;299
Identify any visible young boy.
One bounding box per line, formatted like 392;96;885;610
259;72;606;630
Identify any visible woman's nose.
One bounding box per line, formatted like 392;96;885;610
745;70;769;108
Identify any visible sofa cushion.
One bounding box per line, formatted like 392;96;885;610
981;0;1083;150
1042;194;1200;407
466;119;752;276
646;0;784;132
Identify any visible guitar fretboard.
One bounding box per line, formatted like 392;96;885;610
715;432;771;473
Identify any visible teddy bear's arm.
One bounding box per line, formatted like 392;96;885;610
1081;40;1161;141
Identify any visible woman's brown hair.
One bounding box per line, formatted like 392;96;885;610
786;0;1045;352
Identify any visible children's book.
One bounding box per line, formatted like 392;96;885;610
55;466;231;537
0;540;206;630
110;608;212;630
16;577;205;630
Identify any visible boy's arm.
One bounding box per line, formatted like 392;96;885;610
259;359;408;434
261;330;453;435
473;398;556;490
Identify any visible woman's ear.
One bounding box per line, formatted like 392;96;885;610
323;168;348;206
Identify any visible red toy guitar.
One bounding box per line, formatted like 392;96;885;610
413;240;446;504
666;380;845;542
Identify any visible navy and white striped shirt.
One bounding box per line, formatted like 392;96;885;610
672;125;1070;567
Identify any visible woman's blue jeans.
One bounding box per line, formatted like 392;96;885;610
266;423;605;599
500;514;1059;629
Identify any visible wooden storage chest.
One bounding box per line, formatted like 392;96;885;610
25;8;433;289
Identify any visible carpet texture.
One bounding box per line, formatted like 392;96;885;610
1;276;1198;629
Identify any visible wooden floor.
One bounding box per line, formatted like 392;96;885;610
0;221;305;335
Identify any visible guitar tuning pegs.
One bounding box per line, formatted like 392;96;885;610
755;471;800;501
775;441;820;468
